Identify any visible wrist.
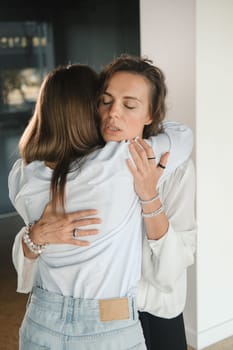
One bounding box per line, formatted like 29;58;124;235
140;193;161;214
23;224;47;255
142;204;164;218
30;221;47;245
139;193;159;204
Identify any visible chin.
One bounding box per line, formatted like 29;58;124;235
102;133;121;142
106;136;121;142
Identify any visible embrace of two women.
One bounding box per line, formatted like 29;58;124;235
9;54;196;350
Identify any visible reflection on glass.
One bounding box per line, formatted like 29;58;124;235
1;68;45;112
0;21;54;116
0;21;54;215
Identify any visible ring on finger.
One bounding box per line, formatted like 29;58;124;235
158;162;166;169
147;156;155;160
72;228;79;238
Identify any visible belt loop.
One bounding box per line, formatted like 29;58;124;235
131;297;135;320
73;297;80;321
70;297;75;322
61;296;69;321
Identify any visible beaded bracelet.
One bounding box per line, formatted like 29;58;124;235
23;224;47;255
139;193;160;205
142;205;164;218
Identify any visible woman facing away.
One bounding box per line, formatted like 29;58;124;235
9;56;196;350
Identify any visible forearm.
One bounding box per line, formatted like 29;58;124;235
141;195;169;240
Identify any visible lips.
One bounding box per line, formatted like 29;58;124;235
104;124;121;132
107;125;120;131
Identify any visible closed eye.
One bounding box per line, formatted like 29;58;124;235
124;104;137;109
99;95;113;106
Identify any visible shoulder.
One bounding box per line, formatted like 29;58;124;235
8;158;25;203
8;159;48;201
9;159;45;182
8;158;24;183
86;141;129;163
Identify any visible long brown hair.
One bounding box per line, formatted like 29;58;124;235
19;64;104;211
98;54;167;137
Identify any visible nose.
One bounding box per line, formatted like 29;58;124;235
108;101;120;119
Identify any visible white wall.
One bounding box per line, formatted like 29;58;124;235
140;0;196;130
140;0;233;349
196;0;233;348
140;0;197;346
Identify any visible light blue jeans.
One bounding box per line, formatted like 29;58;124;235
19;287;146;350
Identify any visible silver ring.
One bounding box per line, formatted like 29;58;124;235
72;228;79;238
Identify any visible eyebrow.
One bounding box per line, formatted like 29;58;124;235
103;91;141;102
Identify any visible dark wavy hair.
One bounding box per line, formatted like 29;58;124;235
98;54;167;137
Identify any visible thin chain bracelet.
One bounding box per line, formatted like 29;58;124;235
142;205;164;218
23;223;47;254
139;193;160;204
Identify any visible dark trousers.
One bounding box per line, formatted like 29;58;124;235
139;311;187;350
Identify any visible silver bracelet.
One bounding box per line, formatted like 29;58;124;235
23;224;47;255
142;205;164;218
139;193;160;204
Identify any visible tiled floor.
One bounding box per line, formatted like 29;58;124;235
188;335;233;350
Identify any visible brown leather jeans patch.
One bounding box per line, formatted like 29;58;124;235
99;297;130;321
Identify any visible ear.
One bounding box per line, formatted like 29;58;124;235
144;114;153;126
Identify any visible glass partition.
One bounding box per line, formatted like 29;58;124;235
0;21;54;214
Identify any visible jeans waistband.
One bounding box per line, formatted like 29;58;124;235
30;287;136;322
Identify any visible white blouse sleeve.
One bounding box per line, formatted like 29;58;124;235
163;120;193;173
141;158;197;292
8;159;23;205
9;159;38;293
12;227;38;293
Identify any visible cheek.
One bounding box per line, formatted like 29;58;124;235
126;121;144;138
135;119;145;137
98;108;107;123
130;118;146;131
